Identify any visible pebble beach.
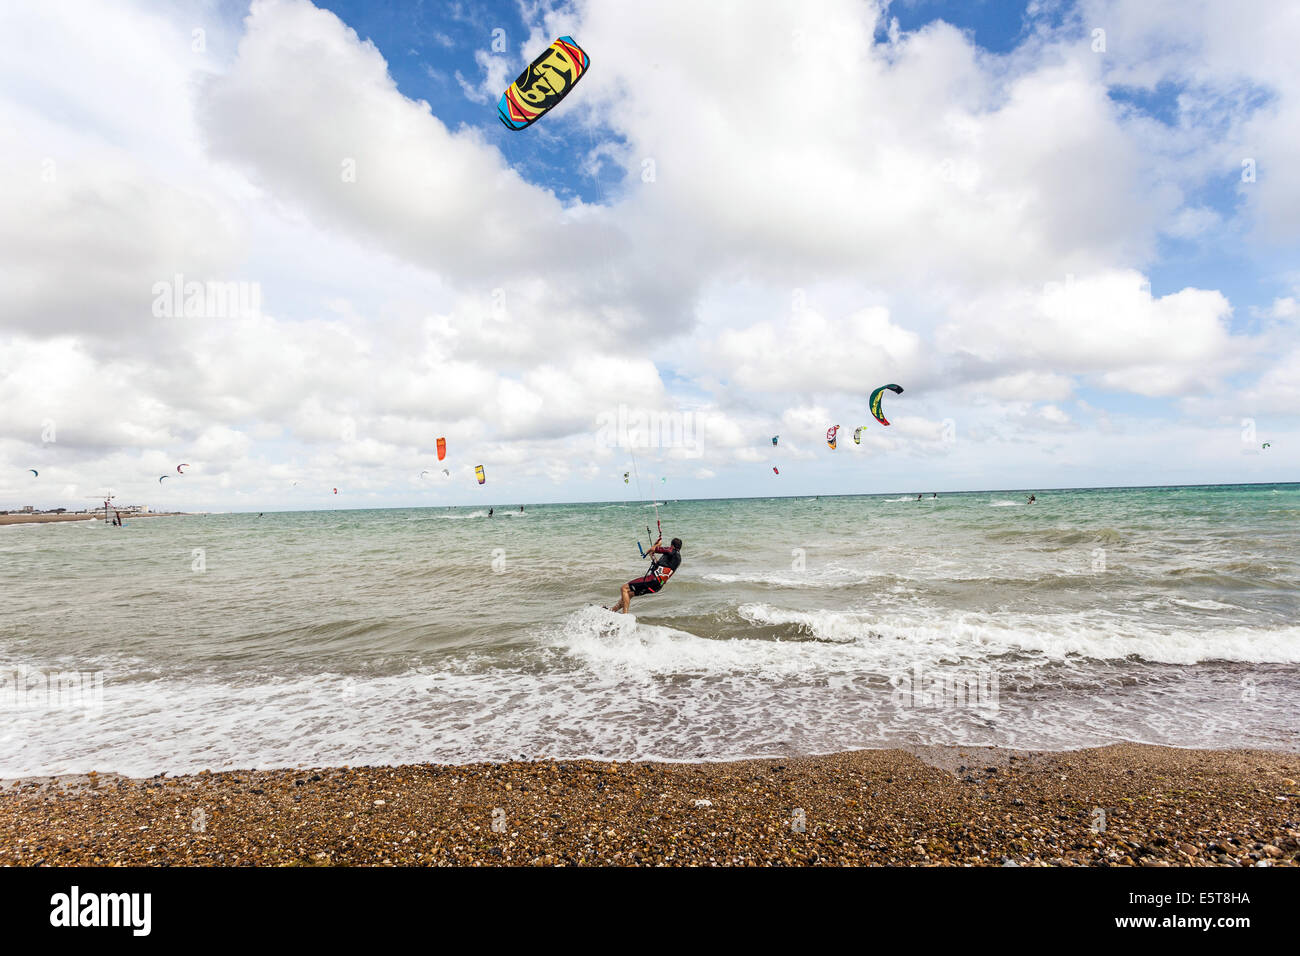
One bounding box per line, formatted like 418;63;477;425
3;743;1297;867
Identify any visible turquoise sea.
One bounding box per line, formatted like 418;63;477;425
2;483;1298;775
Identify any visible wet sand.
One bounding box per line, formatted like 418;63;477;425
2;743;1297;866
0;512;189;525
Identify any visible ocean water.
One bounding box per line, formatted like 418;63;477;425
2;484;1298;776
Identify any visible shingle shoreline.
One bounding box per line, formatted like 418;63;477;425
3;743;1297;866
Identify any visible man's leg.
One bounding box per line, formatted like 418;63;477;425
613;583;633;613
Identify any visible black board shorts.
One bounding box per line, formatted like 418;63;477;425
627;574;663;596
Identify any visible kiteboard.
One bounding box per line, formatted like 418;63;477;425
586;604;633;631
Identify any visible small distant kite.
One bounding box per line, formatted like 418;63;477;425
28;469;38;477
158;475;168;483
771;436;779;446
475;465;486;485
773;467;780;475
436;438;447;461
826;425;839;450
1262;442;1271;449
498;36;590;130
623;472;629;484
177;463;190;474
441;469;450;478
333;488;338;494
420;471;430;478
853;427;865;445
869;384;904;426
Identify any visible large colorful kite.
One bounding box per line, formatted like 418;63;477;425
869;385;904;426
498;36;590;130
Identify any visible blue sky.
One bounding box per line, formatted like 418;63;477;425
316;0;623;202
1;0;1297;510
312;0;1291;406
318;0;1059;199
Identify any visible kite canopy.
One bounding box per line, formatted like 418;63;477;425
436;438;446;461
333;488;338;494
771;435;779;445
498;36;590;130
420;471;430;478
826;425;839;450
28;469;38;477
475;465;486;485
853;426;865;445
869;384;904;426
177;463;190;473
773;466;780;475
158;475;168;483
623;472;629;484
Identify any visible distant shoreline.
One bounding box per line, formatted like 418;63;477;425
1;743;1296;866
176;481;1300;515
0;512;193;526
5;482;1293;520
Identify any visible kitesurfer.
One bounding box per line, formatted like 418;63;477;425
489;507;494;517
1027;495;1036;504
610;538;683;614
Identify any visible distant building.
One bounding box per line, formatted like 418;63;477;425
21;505;34;513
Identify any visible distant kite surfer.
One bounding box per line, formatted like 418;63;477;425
489;507;494;517
609;537;683;614
1027;495;1036;504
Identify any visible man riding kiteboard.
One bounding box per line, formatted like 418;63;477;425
608;535;682;614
